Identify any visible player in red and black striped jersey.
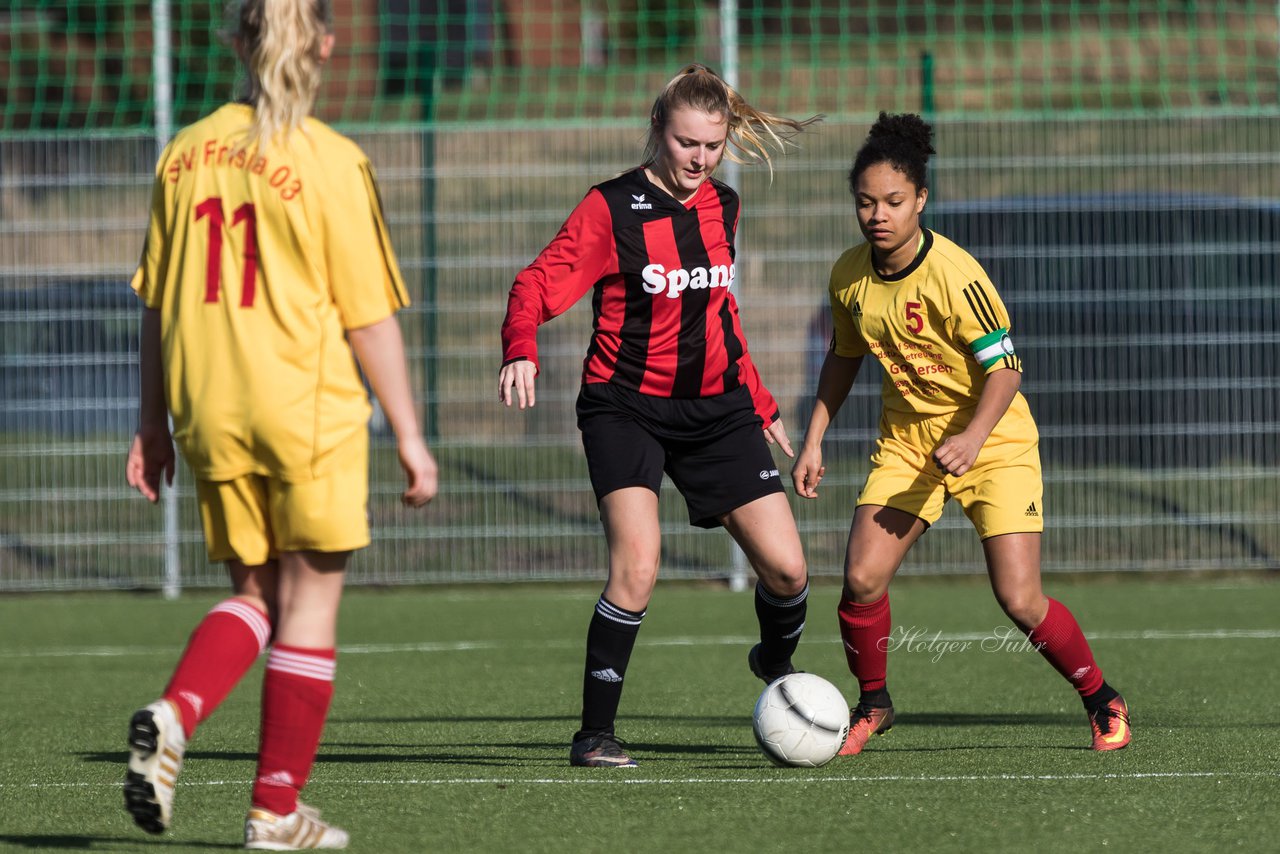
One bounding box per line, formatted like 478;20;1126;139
501;167;779;424
500;64;821;768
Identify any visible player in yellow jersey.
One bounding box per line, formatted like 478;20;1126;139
123;1;436;848
793;113;1130;756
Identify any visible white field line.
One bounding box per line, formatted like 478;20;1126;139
4;770;1279;790
2;628;1279;660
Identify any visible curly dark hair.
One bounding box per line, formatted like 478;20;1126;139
847;112;935;194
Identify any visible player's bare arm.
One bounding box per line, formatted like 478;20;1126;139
347;315;439;507
125;307;174;503
793;351;862;498
933;367;1022;476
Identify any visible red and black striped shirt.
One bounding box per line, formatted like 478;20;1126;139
501;168;780;425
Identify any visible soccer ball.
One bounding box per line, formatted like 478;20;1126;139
752;672;851;767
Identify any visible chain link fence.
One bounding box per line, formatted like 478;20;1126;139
2;3;1278;589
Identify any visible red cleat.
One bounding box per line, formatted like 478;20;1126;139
838;703;894;756
1089;695;1131;751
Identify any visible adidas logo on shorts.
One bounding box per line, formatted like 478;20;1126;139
1025;501;1039;517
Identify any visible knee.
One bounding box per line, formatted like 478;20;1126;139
607;553;661;605
758;554;808;598
843;561;890;603
996;590;1048;632
611;547;660;580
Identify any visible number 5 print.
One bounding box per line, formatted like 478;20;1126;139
905;301;924;334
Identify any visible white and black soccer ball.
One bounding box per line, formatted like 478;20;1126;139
752;672;851;767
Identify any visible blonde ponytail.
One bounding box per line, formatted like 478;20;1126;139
231;0;332;151
643;64;822;176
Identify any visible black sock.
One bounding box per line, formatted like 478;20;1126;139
754;581;808;674
859;687;892;709
576;596;645;741
1082;681;1119;712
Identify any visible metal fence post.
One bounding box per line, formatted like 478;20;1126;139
721;0;750;593
153;0;181;599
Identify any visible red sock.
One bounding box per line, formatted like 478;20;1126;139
163;598;272;739
1027;598;1104;697
252;645;336;816
837;592;890;693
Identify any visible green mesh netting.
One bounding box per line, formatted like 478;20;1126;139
2;1;1278;132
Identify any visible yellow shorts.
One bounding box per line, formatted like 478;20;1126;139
857;402;1044;539
195;436;371;564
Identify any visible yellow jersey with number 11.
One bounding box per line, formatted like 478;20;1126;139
132;103;409;482
828;228;1030;423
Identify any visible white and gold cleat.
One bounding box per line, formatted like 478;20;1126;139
245;803;350;850
123;699;187;834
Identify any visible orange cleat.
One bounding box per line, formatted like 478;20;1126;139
838;703;895;756
1089;695;1131;751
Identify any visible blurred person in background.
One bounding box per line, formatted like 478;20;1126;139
124;0;436;847
499;63;820;768
793;112;1130;756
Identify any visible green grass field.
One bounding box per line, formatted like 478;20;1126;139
1;576;1278;853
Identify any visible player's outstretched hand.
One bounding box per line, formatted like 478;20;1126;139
791;445;825;499
763;418;794;458
399;436;439;508
125;426;175;503
498;360;538;409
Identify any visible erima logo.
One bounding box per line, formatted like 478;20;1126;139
630;193;652;210
1025;502;1039;517
642;262;735;299
591;668;623;683
759;469;780;480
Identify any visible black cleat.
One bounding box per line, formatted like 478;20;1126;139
569;734;638;768
748;643;797;685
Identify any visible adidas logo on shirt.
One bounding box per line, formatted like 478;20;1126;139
852;300;863;318
1025;502;1039;517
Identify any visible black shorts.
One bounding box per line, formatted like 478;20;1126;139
576;382;785;529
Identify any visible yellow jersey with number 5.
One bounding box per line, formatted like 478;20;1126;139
828;228;1026;419
131;103;409;481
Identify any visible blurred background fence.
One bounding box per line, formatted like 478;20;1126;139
2;1;1278;591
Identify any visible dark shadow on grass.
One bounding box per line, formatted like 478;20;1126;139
636;742;759;758
870;743;1095;753
0;835;240;850
80;747;547;768
327;713;575;725
901;711;1081;726
79;750;258;764
327;713;746;726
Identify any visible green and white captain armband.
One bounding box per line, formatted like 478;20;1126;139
970;327;1016;369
